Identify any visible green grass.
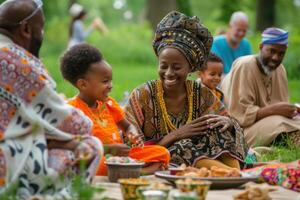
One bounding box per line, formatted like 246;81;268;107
260;146;300;162
39;21;300;163
259;137;300;162
288;79;300;103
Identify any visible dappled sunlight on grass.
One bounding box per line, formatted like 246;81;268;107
259;136;300;162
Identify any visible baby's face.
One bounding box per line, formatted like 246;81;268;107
200;61;223;90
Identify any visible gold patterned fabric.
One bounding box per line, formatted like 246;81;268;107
152;11;213;72
125;80;247;166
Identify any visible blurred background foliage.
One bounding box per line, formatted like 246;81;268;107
0;0;299;100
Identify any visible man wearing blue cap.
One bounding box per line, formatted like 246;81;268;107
221;27;300;147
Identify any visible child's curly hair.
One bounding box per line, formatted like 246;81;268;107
200;52;223;71
60;43;103;85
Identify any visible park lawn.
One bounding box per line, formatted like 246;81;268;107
43;57;300;163
289;79;300;103
44;56;300;103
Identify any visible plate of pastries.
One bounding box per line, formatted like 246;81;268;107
155;164;260;189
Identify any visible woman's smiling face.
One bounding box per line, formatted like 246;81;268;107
158;47;191;90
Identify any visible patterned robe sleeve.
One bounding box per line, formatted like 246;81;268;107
0;44;102;196
124;87;147;141
201;85;247;151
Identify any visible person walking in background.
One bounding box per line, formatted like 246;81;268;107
68;3;108;48
211;11;252;74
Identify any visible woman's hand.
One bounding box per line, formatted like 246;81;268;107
205;114;233;132
175;114;233;140
175;115;211;140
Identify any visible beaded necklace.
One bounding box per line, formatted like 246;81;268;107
89;103;108;127
156;80;193;134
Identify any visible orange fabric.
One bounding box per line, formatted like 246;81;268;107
129;146;170;164
97;145;170;175
68;96;124;144
69;96;170;176
98;157;108;176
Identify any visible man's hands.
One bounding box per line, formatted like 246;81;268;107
270;102;298;118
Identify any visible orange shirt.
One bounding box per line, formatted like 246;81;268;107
69;96;170;176
68;96;124;144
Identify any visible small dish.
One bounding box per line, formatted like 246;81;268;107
175;179;211;200
118;178;150;200
105;162;145;183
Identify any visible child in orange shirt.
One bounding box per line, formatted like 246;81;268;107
60;44;170;175
197;53;224;102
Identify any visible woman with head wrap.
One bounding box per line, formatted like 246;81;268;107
125;11;247;169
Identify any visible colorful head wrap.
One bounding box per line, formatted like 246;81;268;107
153;11;213;72
261;27;288;46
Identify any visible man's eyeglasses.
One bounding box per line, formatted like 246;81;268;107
18;0;43;25
0;0;43;27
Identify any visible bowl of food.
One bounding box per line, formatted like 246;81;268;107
175;178;211;200
105;156;144;183
118;178;150;200
138;182;172;198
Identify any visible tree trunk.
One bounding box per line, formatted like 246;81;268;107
256;0;276;32
145;0;178;30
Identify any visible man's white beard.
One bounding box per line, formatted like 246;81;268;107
258;55;272;75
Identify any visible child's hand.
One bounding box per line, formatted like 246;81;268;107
127;132;144;147
105;144;130;156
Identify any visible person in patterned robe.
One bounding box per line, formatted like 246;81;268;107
125;11;248;170
0;0;102;198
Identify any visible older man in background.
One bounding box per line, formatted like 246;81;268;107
222;27;300;147
211;11;252;74
0;0;102;198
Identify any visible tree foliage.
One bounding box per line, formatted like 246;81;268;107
218;0;242;23
176;0;192;16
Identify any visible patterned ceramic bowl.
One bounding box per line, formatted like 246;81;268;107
175;178;211;200
137;182;172;198
118;178;150;200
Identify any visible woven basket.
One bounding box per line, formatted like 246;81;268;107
105;162;145;183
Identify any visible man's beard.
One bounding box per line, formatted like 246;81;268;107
29;38;42;58
258;55;272;75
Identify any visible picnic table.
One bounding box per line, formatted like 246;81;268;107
92;176;299;200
